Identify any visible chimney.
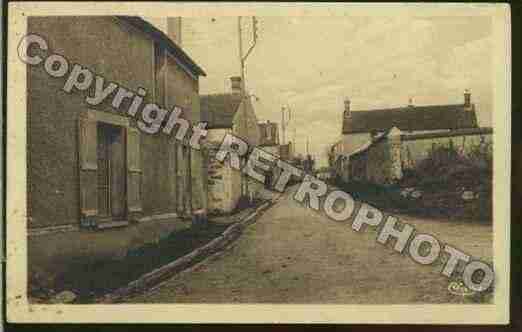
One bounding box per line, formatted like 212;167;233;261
343;98;351;117
464;89;471;107
230;76;242;95
167;17;182;46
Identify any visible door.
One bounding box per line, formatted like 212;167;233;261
97;123;126;221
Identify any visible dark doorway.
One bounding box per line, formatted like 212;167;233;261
97;123;126;221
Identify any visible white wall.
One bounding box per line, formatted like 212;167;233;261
206;128;242;214
342;132;372;155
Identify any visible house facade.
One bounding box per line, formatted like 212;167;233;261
258;120;282;187
332;92;481;183
279;142;293;162
201;77;261;214
258;120;280;156
27;16;206;288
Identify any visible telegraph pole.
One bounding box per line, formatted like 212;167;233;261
281;105;291;146
281;107;285;145
237;16;259;197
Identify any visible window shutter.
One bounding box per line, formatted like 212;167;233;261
126;127;142;214
78;114;98;227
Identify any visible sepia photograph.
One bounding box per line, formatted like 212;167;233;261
5;2;510;324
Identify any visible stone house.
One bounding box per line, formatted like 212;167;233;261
258;119;293;162
340;92;478;155
258;120;280;156
200;77;261;214
26;16;206;289
279;142;293;162
258;120;282;187
332;91;480;182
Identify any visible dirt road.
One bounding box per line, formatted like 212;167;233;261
127;186;492;304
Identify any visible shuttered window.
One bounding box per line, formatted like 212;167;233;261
78;114;98;225
126;127;142;213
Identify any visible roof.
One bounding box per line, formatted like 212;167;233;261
116;16;206;77
342;104;478;134
200;93;242;129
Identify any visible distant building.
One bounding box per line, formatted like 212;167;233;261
303;155;316;174
257;120;282;188
332;92;481;183
201;76;261;214
279;142;294;162
258;120;280;155
340;92;478;156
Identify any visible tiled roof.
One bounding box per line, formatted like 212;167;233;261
200;93;242;129
342;104;478;134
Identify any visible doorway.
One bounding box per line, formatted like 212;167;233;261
97;123;126;221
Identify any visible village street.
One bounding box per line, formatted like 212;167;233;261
127;186;493;304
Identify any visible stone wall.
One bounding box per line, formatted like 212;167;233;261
350;135;402;185
206;129;242;214
401;128;493;170
348;128;492;186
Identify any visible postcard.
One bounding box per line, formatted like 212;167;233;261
5;1;511;324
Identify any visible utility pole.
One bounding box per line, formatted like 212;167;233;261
281;105;291;146
237;16;259;197
281;107;285;145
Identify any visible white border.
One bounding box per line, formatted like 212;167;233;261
5;2;511;324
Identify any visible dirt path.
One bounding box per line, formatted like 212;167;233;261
126;186;492;304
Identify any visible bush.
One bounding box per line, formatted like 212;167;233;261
401;138;492;191
398;138;492;221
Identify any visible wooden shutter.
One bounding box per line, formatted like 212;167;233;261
78;114;98;227
126;127;142;215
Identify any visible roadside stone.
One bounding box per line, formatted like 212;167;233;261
461;191;475;201
400;187;415;198
50;290;77;304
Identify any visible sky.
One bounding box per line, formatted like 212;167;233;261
148;16;493;167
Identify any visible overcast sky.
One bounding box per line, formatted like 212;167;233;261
148;16;492;166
